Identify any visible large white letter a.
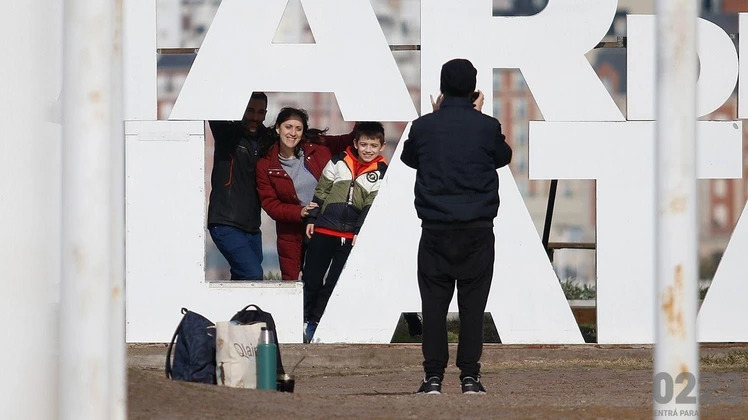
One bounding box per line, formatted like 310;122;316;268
169;0;417;122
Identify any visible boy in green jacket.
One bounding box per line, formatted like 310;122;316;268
302;122;387;342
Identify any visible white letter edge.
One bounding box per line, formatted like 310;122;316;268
530;121;742;343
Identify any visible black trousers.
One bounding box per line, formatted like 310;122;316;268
418;227;494;379
303;233;353;323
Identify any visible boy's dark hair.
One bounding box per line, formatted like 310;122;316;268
354;121;385;144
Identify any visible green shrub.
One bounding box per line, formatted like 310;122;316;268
560;278;596;300
263;271;282;280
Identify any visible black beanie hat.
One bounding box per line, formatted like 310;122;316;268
440;58;477;97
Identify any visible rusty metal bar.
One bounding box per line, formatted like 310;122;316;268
157;44;423;54
547;242;596;250
60;0;120;418
654;1;699;418
109;1;126;419
155;35;745;56
157;47;199;54
389;44;421;51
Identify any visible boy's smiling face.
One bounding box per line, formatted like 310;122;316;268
354;136;385;163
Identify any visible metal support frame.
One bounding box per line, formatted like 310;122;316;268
542;179;559;261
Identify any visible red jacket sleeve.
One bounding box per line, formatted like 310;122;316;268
319;130;354;156
255;157;304;223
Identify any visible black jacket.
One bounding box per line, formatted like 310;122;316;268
400;96;512;225
207;121;268;233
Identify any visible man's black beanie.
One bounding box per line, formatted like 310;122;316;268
440;58;477;97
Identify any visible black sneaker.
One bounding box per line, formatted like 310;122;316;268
416;376;442;395
461;376;486;394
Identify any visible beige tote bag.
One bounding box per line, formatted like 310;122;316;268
215;321;266;388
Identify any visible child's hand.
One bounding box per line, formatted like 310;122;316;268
306;224;315;238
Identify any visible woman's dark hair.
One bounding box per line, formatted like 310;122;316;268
258;107;327;157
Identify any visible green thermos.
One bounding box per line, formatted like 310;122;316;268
256;327;277;390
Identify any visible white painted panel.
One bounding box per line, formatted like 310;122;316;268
315;125;583;344
530;122;743;180
124;0;157;120
740;14;748;119
627;15;656;121
169;0;416;122
1;1;61;417
699;204;748;342
627;15;738;120
697;122;744;178
529;121;742;343
696;18;739;118
125;121;303;343
422;0;623;122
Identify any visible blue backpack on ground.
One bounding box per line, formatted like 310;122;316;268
165;308;217;384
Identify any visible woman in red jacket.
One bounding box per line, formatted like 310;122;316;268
256;107;350;280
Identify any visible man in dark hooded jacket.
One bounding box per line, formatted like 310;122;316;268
401;58;512;395
207;92;269;280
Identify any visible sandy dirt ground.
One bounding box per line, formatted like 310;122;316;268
128;344;748;419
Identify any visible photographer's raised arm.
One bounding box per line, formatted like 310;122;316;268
494;123;512;169
400;122;419;169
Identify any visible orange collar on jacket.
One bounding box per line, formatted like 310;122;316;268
342;145;385;178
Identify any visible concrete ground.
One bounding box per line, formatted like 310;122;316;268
129;343;748;419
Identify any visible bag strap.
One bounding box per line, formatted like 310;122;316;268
238;304;264;313
237;304;284;375
165;307;189;379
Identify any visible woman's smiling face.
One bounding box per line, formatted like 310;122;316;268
276;116;304;154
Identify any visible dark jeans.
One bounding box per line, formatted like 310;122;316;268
209;224;263;280
302;233;353;323
418;227;494;380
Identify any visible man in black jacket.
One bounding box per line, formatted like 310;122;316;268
401;59;512;395
207;92;269;280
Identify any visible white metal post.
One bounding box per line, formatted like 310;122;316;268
110;1;126;419
654;1;699;418
60;0;119;418
0;2;62;419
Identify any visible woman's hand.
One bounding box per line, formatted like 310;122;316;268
300;202;318;218
306;224;315;238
